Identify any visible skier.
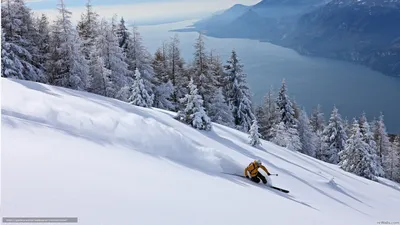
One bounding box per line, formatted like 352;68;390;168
244;159;271;184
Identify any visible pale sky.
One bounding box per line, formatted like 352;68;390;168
28;0;261;24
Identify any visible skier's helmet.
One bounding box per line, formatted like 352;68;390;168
254;159;262;166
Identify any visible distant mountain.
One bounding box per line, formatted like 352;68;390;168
288;0;400;76
184;0;400;77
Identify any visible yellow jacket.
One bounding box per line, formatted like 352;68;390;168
244;162;270;177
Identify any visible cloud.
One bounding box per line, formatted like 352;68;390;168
33;0;261;24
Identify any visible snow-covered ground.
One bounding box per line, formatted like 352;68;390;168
2;78;400;225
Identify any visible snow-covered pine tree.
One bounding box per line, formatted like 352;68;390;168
167;35;188;108
129;69;154;108
272;80;301;151
387;136;400;182
152;47;174;110
191;32;218;114
298;108;318;157
176;79;212;131
1;29;24;78
47;0;89;90
339;119;378;181
95;19;130;99
373;113;392;176
256;89;279;141
87;49;111;96
224;50;255;132
125;25;155;96
1;0;44;82
209;50;225;89
116;17;130;51
359;113;384;176
35;14;51;71
320;106;347;164
249;119;262;147
208;88;234;127
310;104;325;133
76;0;99;60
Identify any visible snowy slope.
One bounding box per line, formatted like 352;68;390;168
2;78;400;225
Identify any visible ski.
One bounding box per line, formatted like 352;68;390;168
270;186;290;193
222;172;290;193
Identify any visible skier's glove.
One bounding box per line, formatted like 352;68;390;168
267;173;271;176
246;175;249;179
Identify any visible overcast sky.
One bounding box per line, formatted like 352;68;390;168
27;0;261;24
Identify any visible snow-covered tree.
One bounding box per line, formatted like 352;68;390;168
129;69;154;108
208;88;234;127
276;80;297;126
1;0;44;81
95;19;130;99
224;50;255;132
339;119;379;181
176;79;212;131
298;109;318;157
320;106;347;164
256;89;279;141
387;136;400;182
35;14;51;72
270;122;302;151
373;113;392;176
270;80;301;151
310;104;325;133
125;25;154;94
249;119;262;147
167;35;188;106
116;17;130;51
359;113;384;176
47;0;89;90
1;29;24;78
152;46;174;110
87;50;111;96
191;32;218;113
76;0;99;60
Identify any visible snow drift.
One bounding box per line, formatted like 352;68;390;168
2;78;400;225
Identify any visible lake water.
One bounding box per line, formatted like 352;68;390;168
138;20;400;133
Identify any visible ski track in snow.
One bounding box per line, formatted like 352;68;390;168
2;78;400;225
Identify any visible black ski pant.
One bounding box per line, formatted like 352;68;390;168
250;172;267;184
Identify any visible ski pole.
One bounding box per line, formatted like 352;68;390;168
269;174;278;176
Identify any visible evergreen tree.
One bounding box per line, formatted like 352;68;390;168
271;80;301;151
249;119;262;147
359;113;384;176
152;47;174;110
192;32;217;113
224;50;255;132
47;0;89;90
176;79;212;131
116;17;130;50
1;29;24;78
35;14;51;76
373;113;392;176
1;0;44;81
310;104;325;133
256;89;279;141
298;109;318;157
208;88;234;127
125;25;155;95
339;119;378;181
320;106;347;164
95;19;130;99
129;69;154;108
76;0;99;60
387;136;400;182
167;35;188;107
87;49;111;96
